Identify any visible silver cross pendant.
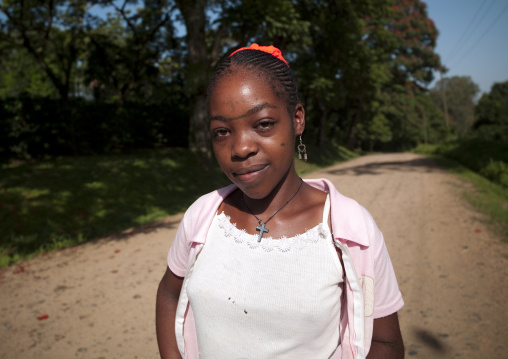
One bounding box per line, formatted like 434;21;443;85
256;221;269;242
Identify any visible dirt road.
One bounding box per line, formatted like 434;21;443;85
1;153;507;358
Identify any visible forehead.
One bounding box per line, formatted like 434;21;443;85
209;69;280;115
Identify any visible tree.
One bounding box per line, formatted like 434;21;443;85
387;0;441;89
84;0;176;104
0;47;58;98
377;0;443;149
292;0;394;149
0;0;91;103
0;0;447;157
473;80;508;141
174;0;309;166
293;0;442;151
430;76;479;136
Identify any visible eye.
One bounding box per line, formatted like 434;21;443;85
256;120;275;131
212;128;230;138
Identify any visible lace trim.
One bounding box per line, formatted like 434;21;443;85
216;212;330;252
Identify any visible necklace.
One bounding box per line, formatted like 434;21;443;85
241;178;304;242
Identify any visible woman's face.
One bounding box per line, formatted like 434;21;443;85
209;69;304;199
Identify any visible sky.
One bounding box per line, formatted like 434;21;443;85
424;0;508;94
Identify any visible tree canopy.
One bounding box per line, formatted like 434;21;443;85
473;81;508;141
1;0;449;160
430;75;479;136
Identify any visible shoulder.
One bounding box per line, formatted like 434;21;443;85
306;178;378;247
183;183;237;218
168;183;237;274
180;183;237;234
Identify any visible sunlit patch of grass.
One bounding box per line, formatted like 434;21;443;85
0;143;357;267
0;148;231;267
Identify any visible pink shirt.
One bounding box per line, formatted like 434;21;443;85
167;178;404;359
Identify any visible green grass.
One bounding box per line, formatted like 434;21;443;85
0;148;230;267
0;143;357;267
414;144;508;243
294;141;358;175
414;140;508;187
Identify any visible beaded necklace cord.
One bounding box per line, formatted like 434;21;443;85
241;178;304;242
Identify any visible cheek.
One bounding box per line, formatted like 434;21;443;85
212;143;223;160
212;142;229;167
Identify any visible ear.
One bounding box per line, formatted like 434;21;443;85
293;104;305;136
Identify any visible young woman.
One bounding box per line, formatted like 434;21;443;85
156;44;404;359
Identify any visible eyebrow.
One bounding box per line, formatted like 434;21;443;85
210;102;277;122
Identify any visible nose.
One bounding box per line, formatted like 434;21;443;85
231;131;258;160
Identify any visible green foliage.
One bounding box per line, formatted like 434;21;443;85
387;0;441;86
293;0;395;148
221;0;310;46
0;48;58;98
356;113;392;151
430;76;480;136
0;0;445;158
84;2;176;103
0;98;189;159
414;140;508;188
480;160;508;188
370;0;444;150
0;0;89;101
292;0;443;151
0;149;231;266
473;81;508;141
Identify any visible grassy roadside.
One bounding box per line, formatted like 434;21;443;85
0;143;357;267
415;140;508;187
414;145;508;243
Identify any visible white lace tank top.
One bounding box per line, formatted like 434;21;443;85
186;195;344;358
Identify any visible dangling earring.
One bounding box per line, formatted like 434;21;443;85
298;135;307;161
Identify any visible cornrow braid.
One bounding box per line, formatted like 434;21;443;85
207;48;299;118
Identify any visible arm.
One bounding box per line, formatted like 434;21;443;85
367;312;404;359
156;267;184;359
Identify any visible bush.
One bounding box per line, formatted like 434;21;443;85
0;97;189;160
480;159;508;188
414;139;508;188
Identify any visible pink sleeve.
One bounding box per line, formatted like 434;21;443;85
167;215;191;277
363;208;404;319
372;230;404;318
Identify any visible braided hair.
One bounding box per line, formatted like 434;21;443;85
207;48;299;119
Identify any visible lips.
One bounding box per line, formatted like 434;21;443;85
233;164;268;181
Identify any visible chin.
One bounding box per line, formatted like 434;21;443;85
234;183;267;200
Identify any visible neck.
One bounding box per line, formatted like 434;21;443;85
242;167;302;215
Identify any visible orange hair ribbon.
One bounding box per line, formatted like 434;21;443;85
230;43;289;67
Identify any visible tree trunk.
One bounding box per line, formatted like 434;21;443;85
317;99;329;149
440;73;450;128
346;122;358;150
175;0;212;167
422;109;428;143
346;98;364;150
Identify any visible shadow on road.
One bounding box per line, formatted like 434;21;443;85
408;327;449;356
325;157;441;176
107;217;183;240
